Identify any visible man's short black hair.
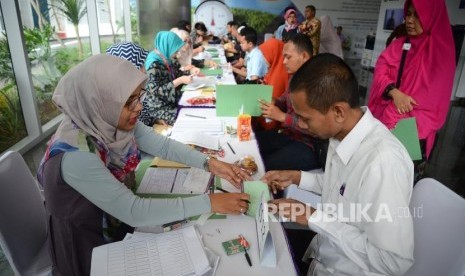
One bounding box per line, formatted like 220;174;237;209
176;20;190;32
240;27;258;46
227;21;238;28
305;5;316;13
286;33;313;57
290;53;359;113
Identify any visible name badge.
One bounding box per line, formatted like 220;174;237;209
403;43;411;51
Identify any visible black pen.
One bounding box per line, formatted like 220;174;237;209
185;114;207;119
226;142;236;154
216;187;251;204
239;235;252;267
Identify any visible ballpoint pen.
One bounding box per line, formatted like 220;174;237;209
239;235;252;267
226;142;236;154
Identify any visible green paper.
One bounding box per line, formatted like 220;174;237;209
212;58;222;64
216;84;273;116
200;68;223;76
391;117;422;160
244;181;271;217
206;48;218;53
222;238;247;255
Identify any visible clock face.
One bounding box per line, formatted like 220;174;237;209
195;0;233;37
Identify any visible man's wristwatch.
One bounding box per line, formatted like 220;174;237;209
203;156;216;172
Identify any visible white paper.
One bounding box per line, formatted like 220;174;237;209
255;192;276;267
137;168;179;194
170;131;220;150
284;184;322;208
91;226;210;276
171;118;224;136
138;168;210;195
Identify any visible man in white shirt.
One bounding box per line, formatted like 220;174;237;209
262;53;414;275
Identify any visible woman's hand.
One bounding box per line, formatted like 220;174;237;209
259;100;286;122
208;158;252;188
209;193;250;214
261;170;301;194
190;67;200;76
174;75;193;87
390;88;418;114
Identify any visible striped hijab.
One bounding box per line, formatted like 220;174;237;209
106;42;149;70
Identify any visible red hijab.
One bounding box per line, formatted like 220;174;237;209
259;38;289;99
368;0;455;158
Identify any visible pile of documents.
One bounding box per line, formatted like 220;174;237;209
91;226;219;276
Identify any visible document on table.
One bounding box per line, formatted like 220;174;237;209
90;226;211;276
138;167;211;195
170;131;220;150
244;181;276;267
171;118;224;136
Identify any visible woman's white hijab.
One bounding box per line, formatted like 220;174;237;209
319;15;344;59
52;54;147;167
171;27;193;67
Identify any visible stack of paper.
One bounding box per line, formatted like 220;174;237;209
91;226;215;276
170;131;220;150
171;118;224;136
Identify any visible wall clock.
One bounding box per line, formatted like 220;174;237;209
194;0;233;37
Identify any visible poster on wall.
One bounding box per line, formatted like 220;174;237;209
191;0;303;41
293;0;381;59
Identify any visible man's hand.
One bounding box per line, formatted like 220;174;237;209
268;198;315;225
261;170;301;194
259;99;286;122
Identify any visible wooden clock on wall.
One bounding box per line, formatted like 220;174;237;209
194;0;233;37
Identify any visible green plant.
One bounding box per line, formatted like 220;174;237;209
0;84;27;152
55;43;91;75
54;0;87;58
231;8;275;34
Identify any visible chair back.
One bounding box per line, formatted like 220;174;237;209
0;151;51;275
405;178;465;276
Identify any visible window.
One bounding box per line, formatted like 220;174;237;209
0;11;27;153
20;0;92;125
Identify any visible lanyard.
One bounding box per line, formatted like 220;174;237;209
154;49;175;80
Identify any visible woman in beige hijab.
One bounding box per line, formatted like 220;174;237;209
38;55;250;275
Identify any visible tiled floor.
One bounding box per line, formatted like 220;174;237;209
1;59;464;274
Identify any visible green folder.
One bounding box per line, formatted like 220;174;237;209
200;68;223;76
216;84;273;116
391;117;422;160
244;181;271;217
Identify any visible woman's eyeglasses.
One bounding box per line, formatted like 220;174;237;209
126;88;147;111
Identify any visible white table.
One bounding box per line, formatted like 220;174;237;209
171;107;297;275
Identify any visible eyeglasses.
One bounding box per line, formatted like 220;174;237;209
125;88;147;111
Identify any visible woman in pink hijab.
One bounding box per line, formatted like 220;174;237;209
274;8;299;41
368;0;455;161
